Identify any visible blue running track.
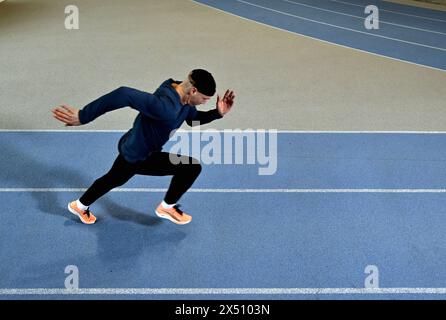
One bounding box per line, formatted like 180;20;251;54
1;131;446;299
193;0;446;71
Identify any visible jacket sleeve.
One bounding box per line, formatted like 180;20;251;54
78;86;176;124
186;108;223;127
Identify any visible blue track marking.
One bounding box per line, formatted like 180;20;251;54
193;0;446;70
1;132;446;299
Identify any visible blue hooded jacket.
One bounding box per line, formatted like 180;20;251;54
78;79;222;163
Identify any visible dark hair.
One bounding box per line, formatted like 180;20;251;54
189;69;216;96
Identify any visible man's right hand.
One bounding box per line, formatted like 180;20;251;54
52;105;81;126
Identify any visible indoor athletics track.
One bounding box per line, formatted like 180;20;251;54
1;130;446;299
1;0;446;300
193;0;446;71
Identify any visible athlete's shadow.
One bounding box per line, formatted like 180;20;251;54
0;136;187;268
100;197;162;227
0;137;83;218
0;136;162;226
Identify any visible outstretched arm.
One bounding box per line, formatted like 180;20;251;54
52;86;175;126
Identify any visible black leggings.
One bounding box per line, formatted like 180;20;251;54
79;152;202;206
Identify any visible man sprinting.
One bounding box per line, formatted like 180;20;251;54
52;69;235;225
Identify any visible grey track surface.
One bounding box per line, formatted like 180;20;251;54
1;0;445;131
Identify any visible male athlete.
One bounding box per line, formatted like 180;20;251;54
52;69;235;225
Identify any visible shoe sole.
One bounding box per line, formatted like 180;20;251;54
68;203;96;225
155;210;191;225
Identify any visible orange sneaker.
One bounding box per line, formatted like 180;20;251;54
68;201;97;224
155;204;192;225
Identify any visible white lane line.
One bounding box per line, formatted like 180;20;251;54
236;0;446;51
1;288;446;295
1;188;446;193
3;129;446;134
283;0;446;35
191;0;446;72
330;0;446;23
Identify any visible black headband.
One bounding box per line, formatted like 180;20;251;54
189;69;216;96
